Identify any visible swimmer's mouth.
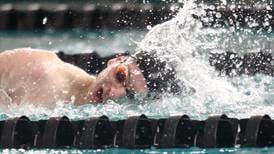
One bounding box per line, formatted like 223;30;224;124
90;87;104;103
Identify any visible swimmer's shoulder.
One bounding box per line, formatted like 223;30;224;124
0;47;59;61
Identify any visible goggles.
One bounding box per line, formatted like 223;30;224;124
114;56;150;101
115;64;128;84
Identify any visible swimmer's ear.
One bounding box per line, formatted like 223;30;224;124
107;56;126;66
107;58;117;66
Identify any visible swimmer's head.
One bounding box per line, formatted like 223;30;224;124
87;56;148;103
87;51;181;103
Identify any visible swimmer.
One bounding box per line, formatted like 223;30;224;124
0;48;179;106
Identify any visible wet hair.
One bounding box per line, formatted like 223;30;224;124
133;51;181;95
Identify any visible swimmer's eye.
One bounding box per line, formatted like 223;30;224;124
116;64;128;83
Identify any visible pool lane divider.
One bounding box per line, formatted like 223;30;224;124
0;3;272;30
1;114;274;149
0;3;175;30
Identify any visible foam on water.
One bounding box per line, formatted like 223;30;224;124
2;147;274;154
1;0;274;120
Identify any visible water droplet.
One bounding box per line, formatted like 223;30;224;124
42;17;47;25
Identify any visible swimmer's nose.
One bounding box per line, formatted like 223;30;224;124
108;87;127;100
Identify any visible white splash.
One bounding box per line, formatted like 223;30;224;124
137;0;274;119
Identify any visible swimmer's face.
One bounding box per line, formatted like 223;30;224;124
87;56;148;103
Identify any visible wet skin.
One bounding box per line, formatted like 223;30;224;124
0;48;147;106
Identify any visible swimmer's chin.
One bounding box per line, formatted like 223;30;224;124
86;89;104;104
86;94;102;104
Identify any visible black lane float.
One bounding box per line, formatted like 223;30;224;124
1;114;274;149
0;2;272;30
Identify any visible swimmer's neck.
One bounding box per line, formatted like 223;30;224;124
70;75;95;105
61;63;96;105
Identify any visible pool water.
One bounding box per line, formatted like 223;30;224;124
0;0;274;153
0;29;147;56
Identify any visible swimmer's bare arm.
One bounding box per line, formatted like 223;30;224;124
0;48;96;105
